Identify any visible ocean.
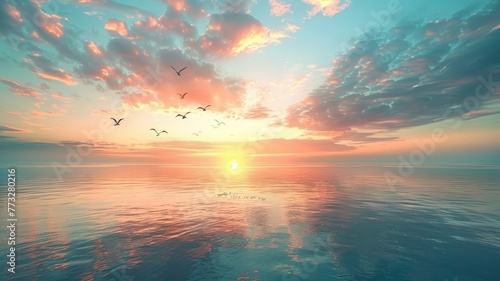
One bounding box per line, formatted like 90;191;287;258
1;164;499;281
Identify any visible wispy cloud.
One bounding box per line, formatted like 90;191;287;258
0;125;31;133
284;23;300;33
75;0;152;17
303;0;351;17
0;78;42;99
270;0;292;16
104;19;129;36
195;12;288;57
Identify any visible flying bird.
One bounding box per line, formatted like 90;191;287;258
171;66;187;76
214;119;225;126
177;92;188;99
198;105;211;111
176;112;191;119
110;118;124;126
150;128;168;136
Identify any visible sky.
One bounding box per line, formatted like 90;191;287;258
0;0;499;166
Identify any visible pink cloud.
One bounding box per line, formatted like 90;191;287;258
25;52;78;86
129;9;197;43
134;16;158;30
92;109;126;115
242;106;271;119
85;41;104;57
29;110;63;119
165;0;207;18
75;0;151;17
119;60;246;112
0;78;42;100
51;92;73;102
284;23;300;32
6;112;23;117
85;44;250;112
23;121;46;128
196;13;288;57
35;11;65;38
167;0;188;12
269;0;292;16
31;31;45;42
157;10;196;37
303;0;351;17
120;92;157;109
35;70;76;86
0;125;32;133
6;4;22;23
254;138;354;154
105;19;129;36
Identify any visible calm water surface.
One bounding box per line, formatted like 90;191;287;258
1;164;499;281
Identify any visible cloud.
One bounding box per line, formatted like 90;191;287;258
104;19;129;36
7;0;90;66
303;0;351;17
284;23;300;33
164;0;210;18
68;16;250;113
1;0;266;117
36;71;76;85
34;9;65;38
284;2;500;141
0;78;42;99
270;0;292;16
85;41;104;57
242;106;271;119
75;0;152;17
156;9;197;39
23;120;46;128
0;2;23;37
195;12;288;57
92;108;126;115
116;48;248;112
51;92;73;102
27;53;77;85
212;0;255;14
6;111;24;118
128;9;197;48
3;3;22;23
0;125;31;133
29;110;63;119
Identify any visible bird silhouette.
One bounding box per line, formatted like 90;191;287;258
197;105;211;111
177;92;188;99
214;119;225;126
176;112;191;119
150;128;168;136
171;66;187;76
110;118;124;126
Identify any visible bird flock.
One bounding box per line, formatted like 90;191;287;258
109;66;227;137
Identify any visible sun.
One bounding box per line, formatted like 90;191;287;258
230;160;239;171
